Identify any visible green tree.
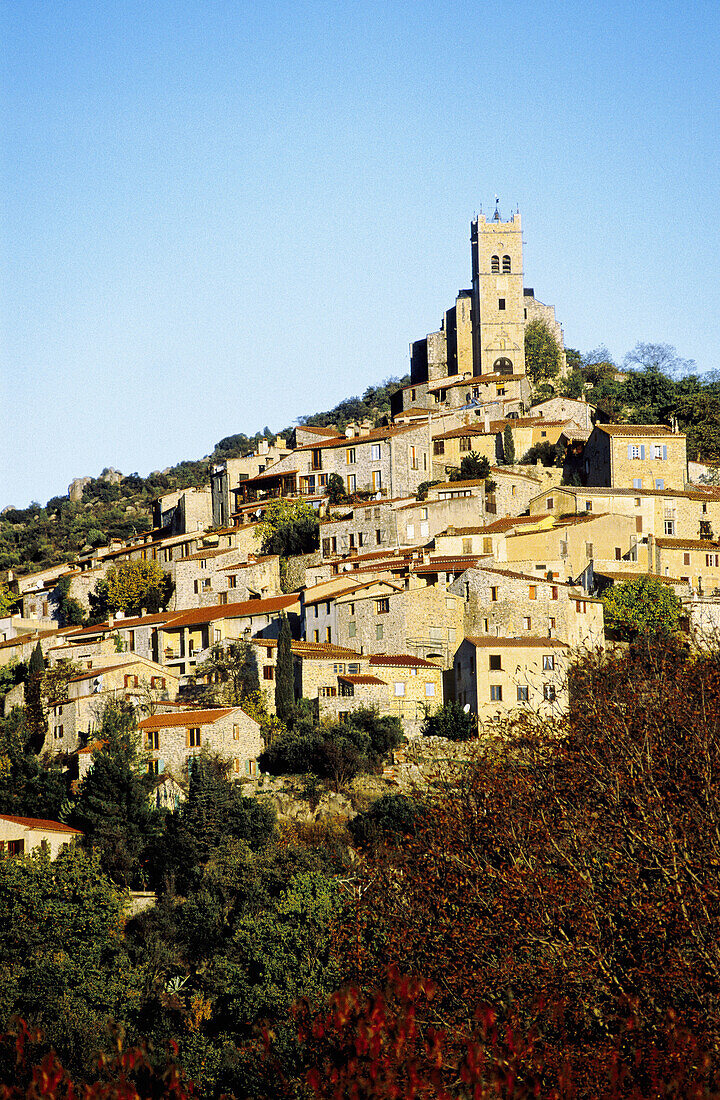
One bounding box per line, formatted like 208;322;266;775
601;576;682;641
71;701;160;887
90;560;173;619
275;613;295;722
55;576;85;626
520;440;565;467
258;498;319;558
326;473;346;504
188;640;260;706
0;845;136;1076
502;424;515;465
159;753;276;895
349;792;421;848
448;452;491;482
24;642;47;753
421;700;476;741
0;707;66;818
524;318;561;386
0;584;17;616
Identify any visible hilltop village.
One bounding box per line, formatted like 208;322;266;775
2;204;719;798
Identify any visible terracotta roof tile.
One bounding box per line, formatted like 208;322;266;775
337;674;387;685
368;654;441;668
166;594;299;628
465;636;569;649
0;813;82;835
138;708;238;729
595;424;679;437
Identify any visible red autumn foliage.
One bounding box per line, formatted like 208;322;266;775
0;1019;196;1100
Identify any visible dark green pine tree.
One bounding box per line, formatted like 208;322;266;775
24;641;47;753
503;424;516;465
71;701;160;888
275;613;295;723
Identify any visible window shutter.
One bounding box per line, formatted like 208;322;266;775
662;445;667;460
640;445;645;460
627;445;632;459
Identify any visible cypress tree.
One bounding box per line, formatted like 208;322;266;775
24;642;47;753
275;613;294;723
503;424;516;465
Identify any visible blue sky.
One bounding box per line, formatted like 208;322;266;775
2;0;719;508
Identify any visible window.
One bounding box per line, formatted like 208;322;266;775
394;682;405;696
517;685;529;702
459;435;472;452
147;730;159;750
655;479;665;490
548;616;556;631
654;444;665;459
376;623;384;640
546;498;554;510
462;538;472;555
433;440;445;455
339;682;354;697
490;586;498;601
375;598;390;614
371;443;381;461
407;524;415;539
347;474;356;492
7;839;24;856
376;529;382;544
371;470;382;491
313;630;320;642
228;574;237;588
498;298;506;310
502;254;511;273
551;586;559;600
410;446;418;470
684;553;691;565
54;724;64;740
214;628;222;643
585;542;594;558
325;627;331;642
543;684;557;702
319;686;337;697
664;520;675;536
543;654;555;671
346;448;356;464
263;666;274;680
491;254;500;272
348;622;357;637
633;478;643;490
706;553;720;567
188;727;201;747
494;357;513;374
233;724;240;741
425;682;436;697
523;616;532;630
529;585;537;600
490;685;502;702
311;448;322;470
615;547;622;561
489;654;502;670
630;445;640;459
576;600;587;614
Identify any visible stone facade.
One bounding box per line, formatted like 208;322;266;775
583;425;688;491
454;636;570;726
138;706;263;780
334;582;464;665
447;565;605;650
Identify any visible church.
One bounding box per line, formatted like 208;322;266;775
390;201;565;422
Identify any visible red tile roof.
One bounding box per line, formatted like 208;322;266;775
368;654;441;668
337;674;387;685
0;813;82;835
138;708;238;729
294;424;419;451
595;424;678;437
165;594;299;629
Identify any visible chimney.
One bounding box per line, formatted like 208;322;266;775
258;439;269;455
107;614;114;629
447;526;455;536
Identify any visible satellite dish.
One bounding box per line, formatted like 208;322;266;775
463;703;470;713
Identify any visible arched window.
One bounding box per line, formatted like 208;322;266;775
493;357;513;375
491;255;500;273
502;255;511;272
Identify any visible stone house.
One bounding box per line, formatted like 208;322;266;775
531;396;600;432
151;487;213;536
210;438;291;527
653;537;720;595
159;594;302;677
250;639;368;715
302;580;370;646
446;565;605;649
430;417;569;481
334;581;464;666
138;706;263;780
454;636;571;725
173;546;280;609
528;485;720;544
583;424;687;490
0;814;82;859
236;422;432;503
47;658;180;755
319;499;406;558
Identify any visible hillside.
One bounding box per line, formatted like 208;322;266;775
0;376;409;576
